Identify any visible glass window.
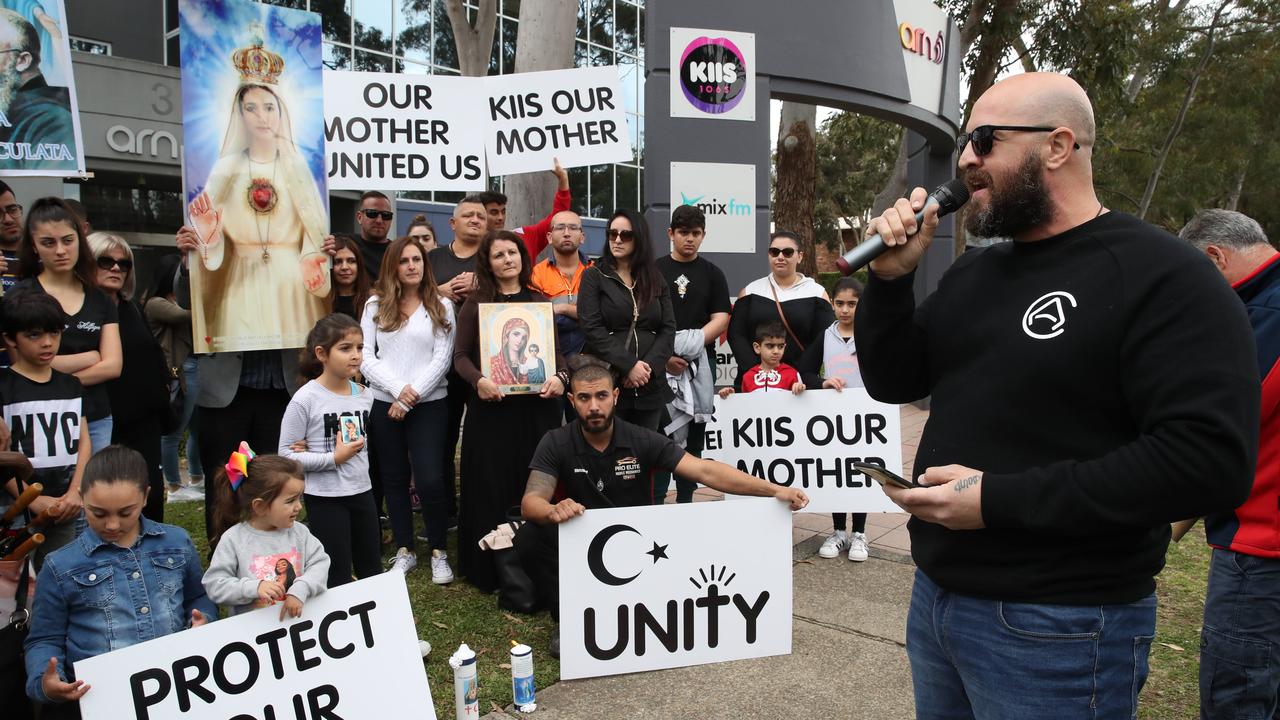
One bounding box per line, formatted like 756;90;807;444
500;16;517;73
69;37;111;55
614;1;637;55
434;0;460;71
617;61;638;115
589;164;613;217
576;0;588;41
488;20;501;75
314;0;353;44
435;190;466;205
589;0;612;49
354;0;393;54
80;172;183;235
624;113;639;164
590;44;611;67
615;164;638;212
568;166;589;215
396;0;432;64
262;0;306;8
503;0;521;18
165;0;179;32
574;40;588;68
323;42;352;70
637;4;644;51
355;49;392;72
398;58;433;74
166;35;181;67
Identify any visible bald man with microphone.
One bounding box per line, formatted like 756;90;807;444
855;71;1259;718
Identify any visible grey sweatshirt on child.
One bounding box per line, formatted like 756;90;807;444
278;379;373;497
202;522;331;615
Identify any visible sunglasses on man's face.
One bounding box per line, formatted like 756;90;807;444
360;209;394;221
956;125;1080;157
767;246;797;258
606;228;635;241
96;256;133;272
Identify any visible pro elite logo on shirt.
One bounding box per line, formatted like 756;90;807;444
1022;291;1077;340
614;456;641;482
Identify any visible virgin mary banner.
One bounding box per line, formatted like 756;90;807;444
180;0;330;352
0;0;85;176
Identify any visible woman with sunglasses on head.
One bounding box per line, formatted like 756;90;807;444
89;233;171;521
727;231;834;391
14;198;122;456
577;209;676;431
404;214;438;252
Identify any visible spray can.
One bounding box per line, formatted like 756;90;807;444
448;643;479;720
510;640;536;713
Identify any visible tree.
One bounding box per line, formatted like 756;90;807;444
773;102;819;276
505;0;577;227
443;0;498;77
811;112;903;256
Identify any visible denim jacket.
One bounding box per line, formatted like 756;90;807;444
24;518;217;704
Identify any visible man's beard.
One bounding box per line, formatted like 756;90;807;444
963;152;1053;239
0;66;20;115
581;412;614;434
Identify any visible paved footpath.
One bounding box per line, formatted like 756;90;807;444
482;406;927;719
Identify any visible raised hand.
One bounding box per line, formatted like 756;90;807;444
188;192;223;249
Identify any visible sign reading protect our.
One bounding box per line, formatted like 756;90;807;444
75;572;437;720
704;389;903;514
669;27;755;121
669;161;756;254
558;500;792;680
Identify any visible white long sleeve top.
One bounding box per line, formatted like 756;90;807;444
359;295;456;405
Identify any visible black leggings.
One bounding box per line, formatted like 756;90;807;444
832;513;867;533
304;491;383;586
112;415;163;523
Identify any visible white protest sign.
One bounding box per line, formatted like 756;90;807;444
559;499;792;680
483;65;631;176
703;389;902;514
76;571;435;720
324;71;485;191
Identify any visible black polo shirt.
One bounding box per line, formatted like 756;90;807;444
529;417;685;508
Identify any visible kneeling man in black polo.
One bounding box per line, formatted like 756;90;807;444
517;363;807;656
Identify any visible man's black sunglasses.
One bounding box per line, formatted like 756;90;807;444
360;209;394;221
957;125;1080;157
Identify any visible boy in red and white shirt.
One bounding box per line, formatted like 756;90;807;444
719;322;805;397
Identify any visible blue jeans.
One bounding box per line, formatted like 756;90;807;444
370;398;448;552
87;416;112;456
907;569;1156;719
1200;548;1280;719
161;357;203;486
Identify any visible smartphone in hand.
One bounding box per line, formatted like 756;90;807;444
853;461;919;490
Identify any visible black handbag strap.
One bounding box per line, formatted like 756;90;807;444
5;470;34;629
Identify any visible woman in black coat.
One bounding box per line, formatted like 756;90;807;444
577;209;676;431
727;231;835;390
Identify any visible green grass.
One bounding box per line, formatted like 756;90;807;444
1140;524;1212;719
164;500;559;719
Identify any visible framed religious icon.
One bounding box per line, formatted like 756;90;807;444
478;302;556;395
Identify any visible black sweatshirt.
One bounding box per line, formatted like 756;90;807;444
855;212;1259;604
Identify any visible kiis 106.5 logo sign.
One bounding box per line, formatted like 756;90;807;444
669;28;756;122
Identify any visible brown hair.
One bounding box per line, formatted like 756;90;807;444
209;454;303;546
80;444;150;497
299;313;362;380
19;197;97;287
370;236;451;333
406;214;435;238
327;233;371;317
471;230;532;303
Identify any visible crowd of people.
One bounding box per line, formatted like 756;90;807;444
0;69;1277;720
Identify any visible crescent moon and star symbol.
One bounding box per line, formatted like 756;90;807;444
587;524;669;587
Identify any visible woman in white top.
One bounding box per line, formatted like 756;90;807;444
359;236;456;582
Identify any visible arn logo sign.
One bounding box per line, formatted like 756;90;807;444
559;500;792;679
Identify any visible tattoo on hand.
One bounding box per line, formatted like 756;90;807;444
953;475;980;493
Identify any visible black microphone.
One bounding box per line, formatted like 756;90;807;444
835;178;970;275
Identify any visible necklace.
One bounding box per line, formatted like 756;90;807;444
248;152;279;262
555;259;579;301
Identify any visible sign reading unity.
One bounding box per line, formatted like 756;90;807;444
483;65;631;176
180;0;331;353
0;0;85;176
703;389;903;514
323;71;485;191
76;571;436;720
559;499;792;680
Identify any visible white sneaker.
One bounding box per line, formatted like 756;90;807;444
166;485;203;503
818;531;850;559
430;549;454;585
390;547;417;573
848;532;869;562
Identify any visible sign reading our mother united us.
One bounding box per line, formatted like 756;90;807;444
704;389;903;514
559;500;792;680
74;572;436;720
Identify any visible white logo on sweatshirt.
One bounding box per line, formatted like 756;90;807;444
1022;291;1077;340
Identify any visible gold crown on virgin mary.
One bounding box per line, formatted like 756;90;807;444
230;24;284;85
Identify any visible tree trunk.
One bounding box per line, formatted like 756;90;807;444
1225;163;1247;211
443;0;498;77
504;0;577;229
774;102;819;277
870;129;910;219
961;0;1022;125
1137;1;1227;220
1124;0;1189;105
